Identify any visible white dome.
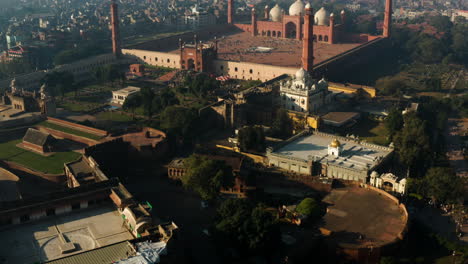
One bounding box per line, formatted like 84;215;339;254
270;4;283;22
305;3;311;9
314;7;330;26
289;0;305;16
295;68;307;79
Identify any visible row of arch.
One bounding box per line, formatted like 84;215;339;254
142;55;176;65
261;30;282;38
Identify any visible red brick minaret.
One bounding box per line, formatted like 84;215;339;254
302;4;314;73
110;0;121;57
228;0;234;24
383;0;392;38
251;8;257;36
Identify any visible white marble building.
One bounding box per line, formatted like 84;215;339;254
369;171;406;194
279;68;332;113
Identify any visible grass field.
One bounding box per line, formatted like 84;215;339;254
0;139;80;174
57;101;101;112
346;117;390;146
95;111;134;122
38;121;103;141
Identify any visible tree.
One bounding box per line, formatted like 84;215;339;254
385;108;403;140
425;167;464;204
375;76;406;96
238;126;265;152
214;199;279;254
428;15;453;32
295;197;321;221
394;113;432;178
271;108;293;139
122;93;142;119
140;87;155;117
160;106;198;141
181;155;233;201
41;71;74;98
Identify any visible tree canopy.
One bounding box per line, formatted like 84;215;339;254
160;106;198;142
181;155;233;201
271;108;294;139
295;197;321;221
238;126;265;152
394;112;432;178
214;199;279;254
385;108;403;140
41;71;75;97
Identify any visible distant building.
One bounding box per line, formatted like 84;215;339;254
266;130;393;183
182;5;217;29
111;86;141;106
279;68;332;113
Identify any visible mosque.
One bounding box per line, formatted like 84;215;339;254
120;0;394;82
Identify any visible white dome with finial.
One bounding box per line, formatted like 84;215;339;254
289;0;305;16
314;7;330;26
305;3;311;9
270;4;283;22
295;68;307;79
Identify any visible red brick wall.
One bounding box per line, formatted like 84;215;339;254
22;141;44;153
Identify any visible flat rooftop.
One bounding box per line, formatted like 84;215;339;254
0;205;133;264
113;86;141;95
322;187;406;247
271;133;392;170
168;31;362;67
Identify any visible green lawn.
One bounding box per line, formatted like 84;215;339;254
95;111;134;122
38;121;103;141
57;101;101;112
346;117;390;146
0;139;80;174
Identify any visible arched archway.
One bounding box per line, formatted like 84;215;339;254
262;31;265;36
383;182;393;192
313;35;317;41
187;59;195;70
272;31;276;37
324;35;329;42
267;30;271;37
277;31;282;37
285;22;297;39
318;35;323;41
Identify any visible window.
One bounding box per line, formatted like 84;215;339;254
234;67;238;72
249;69;253;74
220;65;224;70
155;57;158;61
143;56;146;60
167;59;170;63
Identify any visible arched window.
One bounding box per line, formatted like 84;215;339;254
318;35;323;41
155;57;158;61
143;56;147;60
235;67;238;72
220;65;224;70
272;31;276;37
249;69;253;74
277;31;282;37
167;59;170;63
324;35;329;42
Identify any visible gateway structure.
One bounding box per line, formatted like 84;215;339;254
266;131;393;183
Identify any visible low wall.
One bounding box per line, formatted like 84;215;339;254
37;126;97;146
0;160;65;184
47;117;107;136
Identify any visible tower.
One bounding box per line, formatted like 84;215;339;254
340;10;346;25
228;0;234;24
329;13;335;44
251;8;257;36
383;0;392;38
301;4;314;73
111;0;121;57
264;5;270;20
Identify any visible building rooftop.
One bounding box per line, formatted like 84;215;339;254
167;31;362;68
271;132;392;171
0;205;134;263
112;86;141;95
66;157;95;184
23;128;54;146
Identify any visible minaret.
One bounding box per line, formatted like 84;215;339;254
329;13;335;44
110;0;121;57
383;0;392;38
264;5;270;20
251;8;257;36
228;0;234;24
340;10;346;25
302;4;314;73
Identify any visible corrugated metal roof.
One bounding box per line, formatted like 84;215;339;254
46;241;136;264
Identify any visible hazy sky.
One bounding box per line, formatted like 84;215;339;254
0;0;16;8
